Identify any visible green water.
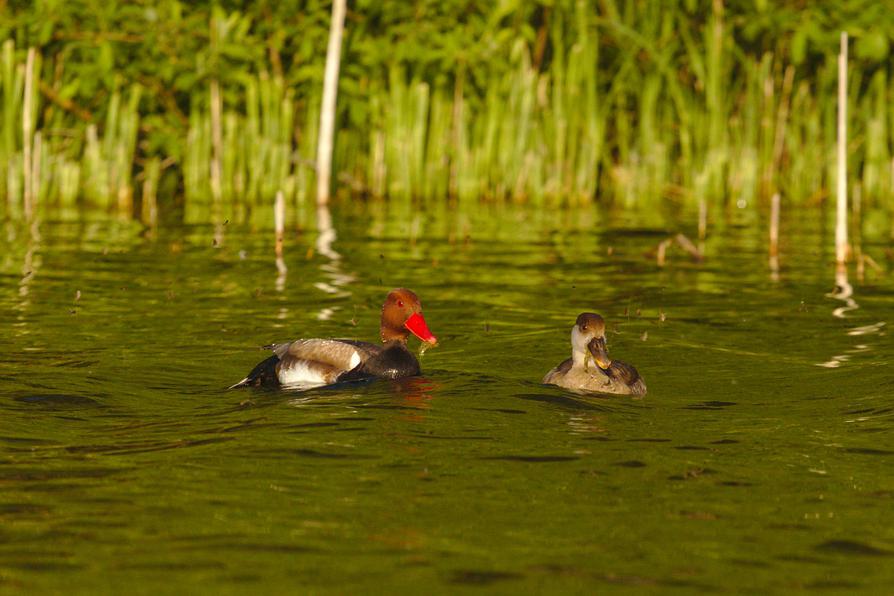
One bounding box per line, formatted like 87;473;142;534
1;203;893;593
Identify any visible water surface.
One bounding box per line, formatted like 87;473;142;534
1;203;893;592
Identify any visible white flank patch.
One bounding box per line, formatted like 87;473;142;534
348;351;361;370
278;361;329;386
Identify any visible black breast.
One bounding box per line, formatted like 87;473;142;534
237;354;282;388
357;342;421;379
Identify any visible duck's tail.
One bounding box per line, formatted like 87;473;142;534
227;377;252;390
228;354;281;389
629;377;647;397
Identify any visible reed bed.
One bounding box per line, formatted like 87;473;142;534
184;73;300;205
0;1;893;222
1;41;143;217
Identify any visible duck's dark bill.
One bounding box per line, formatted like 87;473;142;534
405;312;437;344
587;336;611;369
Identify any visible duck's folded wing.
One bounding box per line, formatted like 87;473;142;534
333;339;382;359
286;339;367;369
542;358;572;384
263;339;366;386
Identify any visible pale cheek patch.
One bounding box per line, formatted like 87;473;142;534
571;326;587;352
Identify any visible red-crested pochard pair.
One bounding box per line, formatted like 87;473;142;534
231;290;645;396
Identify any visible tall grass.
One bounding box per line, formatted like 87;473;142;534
183;71;307;222
0;41;144;217
1;2;894;221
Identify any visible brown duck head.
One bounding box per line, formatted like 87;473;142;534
571;312;611;369
380;288;438;345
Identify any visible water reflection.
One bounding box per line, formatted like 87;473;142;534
275;254;287;292
211;202;225;249
16;221;41;315
283;377;438;417
847;322;886;337
768;193;780;282
829;265;857;320
819;264;886;368
567;412;608;435
391;377;438;409
275;191;287;293
313;204;355;320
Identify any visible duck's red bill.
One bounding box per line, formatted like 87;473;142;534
405;312;437;344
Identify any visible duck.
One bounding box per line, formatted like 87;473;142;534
542;312;647;396
230;288;438;389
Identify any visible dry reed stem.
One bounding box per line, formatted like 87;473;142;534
656;238;671;267
656;233;703;266
31;131;41;207
861;254;882;273
674;233;704;262
315;0;346;205
22;47;35;218
770;65;795;189
769;192;780;257
141;165;158;226
38;79;92;122
698;198;707;240
274;190;285;259
836;32;848;265
209;78;223;203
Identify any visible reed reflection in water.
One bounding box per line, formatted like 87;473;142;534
818;264;886;368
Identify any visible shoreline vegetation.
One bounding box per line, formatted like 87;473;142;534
0;1;893;224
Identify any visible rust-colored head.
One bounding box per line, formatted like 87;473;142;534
380;288;438;345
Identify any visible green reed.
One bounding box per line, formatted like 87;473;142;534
2;1;894;221
183;70;301;218
0;41;144;217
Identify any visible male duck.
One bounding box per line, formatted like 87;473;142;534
230;288;437;389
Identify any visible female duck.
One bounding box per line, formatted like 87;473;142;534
230;288;438;389
543;312;646;396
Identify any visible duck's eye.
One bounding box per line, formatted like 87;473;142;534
397;300;404;308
